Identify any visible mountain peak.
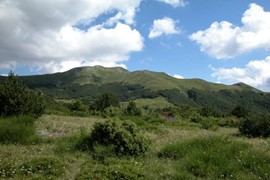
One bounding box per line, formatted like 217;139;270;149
232;82;261;92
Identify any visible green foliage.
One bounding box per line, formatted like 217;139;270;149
200;104;222;117
0;72;45;117
102;107;122;118
190;115;218;130
19;157;64;178
199;117;218;131
67;100;88;112
231;105;249;118
159;136;270;179
124;101;142;116
91;93;120;112
239;113;270;137
0;116;38;144
76;159;144;180
80;120;150;156
216;117;239;127
178;105;198;119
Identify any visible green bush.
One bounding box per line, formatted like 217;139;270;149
190;115;218;130
200;117;218;131
67;100;88;112
239;113;270;137
124;101;142;116
0;116;38;144
80;120;150;156
102;107;122;118
0;72;45;117
217;117;239;127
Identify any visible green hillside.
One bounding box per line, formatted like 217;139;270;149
0;66;269;114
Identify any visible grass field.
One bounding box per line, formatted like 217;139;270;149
1;114;270;179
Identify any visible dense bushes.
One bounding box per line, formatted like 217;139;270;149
0;72;45;117
80;120;150;156
239;113;270;137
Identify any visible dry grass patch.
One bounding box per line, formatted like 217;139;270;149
35;115;104;137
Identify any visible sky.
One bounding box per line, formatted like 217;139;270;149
0;0;270;91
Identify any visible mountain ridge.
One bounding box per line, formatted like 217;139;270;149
2;66;259;92
1;66;269;115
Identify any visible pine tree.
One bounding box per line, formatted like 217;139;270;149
0;72;45;116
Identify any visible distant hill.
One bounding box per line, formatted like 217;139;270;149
0;66;269;114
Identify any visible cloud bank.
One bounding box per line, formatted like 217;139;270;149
212;56;270;91
0;0;143;73
190;4;270;59
149;17;180;39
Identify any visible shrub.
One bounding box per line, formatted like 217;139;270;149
0;116;38;144
67;100;88;112
238;113;270;137
199;117;218;131
190;115;218;130
124;101;142;116
80;120;150;156
102;106;122;117
0;72;45;117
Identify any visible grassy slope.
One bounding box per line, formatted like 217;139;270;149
2;66;255;92
1;114;269;179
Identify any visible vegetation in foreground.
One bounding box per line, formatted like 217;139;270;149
1;72;270;179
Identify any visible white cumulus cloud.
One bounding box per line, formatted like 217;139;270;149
157;0;187;7
149;17;180;39
190;3;270;59
211;56;270;91
0;0;143;73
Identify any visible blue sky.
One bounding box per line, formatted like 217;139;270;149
0;0;270;91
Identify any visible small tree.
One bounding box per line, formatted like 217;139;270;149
0;72;45;117
125;101;141;116
91;92;119;112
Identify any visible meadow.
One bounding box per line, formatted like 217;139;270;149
1;72;270;179
1;113;270;179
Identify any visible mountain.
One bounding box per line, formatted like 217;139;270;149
1;66;269;114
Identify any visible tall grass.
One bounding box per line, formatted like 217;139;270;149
0;116;38;144
159;136;270;179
